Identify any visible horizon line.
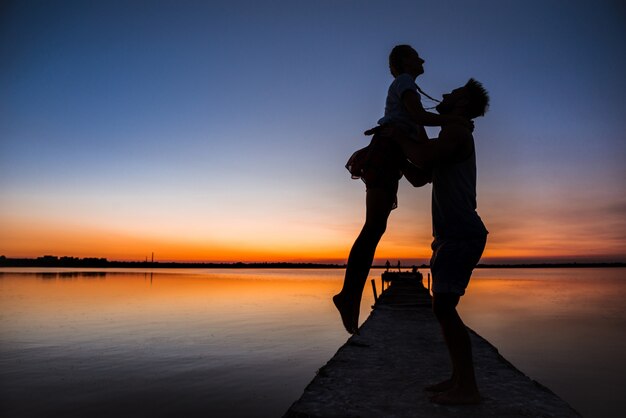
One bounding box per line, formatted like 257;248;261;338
1;255;625;269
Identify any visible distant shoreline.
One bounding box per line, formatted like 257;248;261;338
0;256;624;269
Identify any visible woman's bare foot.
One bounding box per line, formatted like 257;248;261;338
333;293;359;334
428;386;481;405
424;378;456;393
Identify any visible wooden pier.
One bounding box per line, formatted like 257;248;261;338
284;271;580;418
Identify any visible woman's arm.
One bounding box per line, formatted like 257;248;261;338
393;125;473;169
402;90;469;128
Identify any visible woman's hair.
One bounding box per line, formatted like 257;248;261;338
464;78;490;118
389;44;417;76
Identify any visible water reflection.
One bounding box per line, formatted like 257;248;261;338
35;271;108;279
0;268;624;417
0;269;374;418
460;268;626;418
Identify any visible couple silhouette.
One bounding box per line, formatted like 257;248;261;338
333;44;490;405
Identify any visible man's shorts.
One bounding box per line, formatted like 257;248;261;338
430;236;487;296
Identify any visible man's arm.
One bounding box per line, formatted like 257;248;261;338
393;125;473;169
402;161;432;187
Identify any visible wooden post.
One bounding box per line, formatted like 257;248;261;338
371;279;378;301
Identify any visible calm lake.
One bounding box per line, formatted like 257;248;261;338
1;267;624;417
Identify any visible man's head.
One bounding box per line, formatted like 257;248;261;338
389;45;424;78
436;79;490;119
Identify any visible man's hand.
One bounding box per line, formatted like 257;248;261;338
364;126;379;136
364;125;394;137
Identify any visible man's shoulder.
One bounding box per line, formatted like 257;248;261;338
439;124;473;142
437;125;474;161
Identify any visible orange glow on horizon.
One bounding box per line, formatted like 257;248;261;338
1;214;624;264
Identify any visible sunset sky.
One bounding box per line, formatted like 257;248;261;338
2;1;625;264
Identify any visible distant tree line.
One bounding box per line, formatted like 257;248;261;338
0;255;623;269
0;255;346;268
0;255;110;267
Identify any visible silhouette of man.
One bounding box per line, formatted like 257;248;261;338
391;79;490;405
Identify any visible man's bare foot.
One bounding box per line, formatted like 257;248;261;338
428;386;481;405
333;293;359;334
424;378;456;392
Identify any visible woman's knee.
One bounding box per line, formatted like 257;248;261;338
362;220;387;238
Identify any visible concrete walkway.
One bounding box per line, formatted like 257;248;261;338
284;273;580;418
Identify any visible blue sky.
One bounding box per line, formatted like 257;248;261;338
1;0;625;262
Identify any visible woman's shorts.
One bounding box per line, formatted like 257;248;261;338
346;133;404;208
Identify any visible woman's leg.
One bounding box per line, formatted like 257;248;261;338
334;186;396;333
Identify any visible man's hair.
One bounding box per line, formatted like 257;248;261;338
389;44;416;76
463;78;490;119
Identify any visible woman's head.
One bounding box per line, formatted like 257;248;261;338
389;45;424;77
